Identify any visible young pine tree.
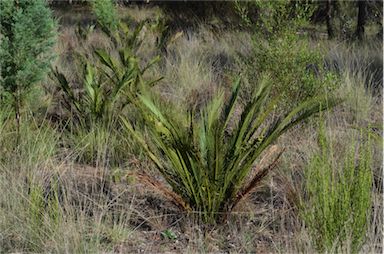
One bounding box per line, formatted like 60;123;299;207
0;0;57;142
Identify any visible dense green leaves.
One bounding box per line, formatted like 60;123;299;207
0;0;57;143
91;0;119;34
0;0;56;94
236;0;339;107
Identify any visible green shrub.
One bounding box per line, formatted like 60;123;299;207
92;0;119;34
122;77;338;224
92;0;148;52
302;121;373;253
251;36;339;106
252;0;312;36
237;0;339;107
0;0;57;140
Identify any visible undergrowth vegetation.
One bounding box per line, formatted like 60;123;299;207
0;0;382;253
302;120;373;253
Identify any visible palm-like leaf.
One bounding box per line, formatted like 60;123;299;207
124;77;339;223
51;18;161;131
51;50;160;131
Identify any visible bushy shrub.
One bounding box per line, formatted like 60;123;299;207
122;77;338;224
237;0;339;107
92;0;119;34
252;35;339;106
302;121;373;253
0;0;57;140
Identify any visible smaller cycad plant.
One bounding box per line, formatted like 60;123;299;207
51;1;160;165
51;0;160;131
302;121;373;253
51;52;159;130
122;77;338;224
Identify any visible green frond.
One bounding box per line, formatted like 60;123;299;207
122;77;338;223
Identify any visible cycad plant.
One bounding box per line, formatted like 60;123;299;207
122;77;338;223
51;7;160;165
50;2;161;130
51;50;159;130
51;33;159;165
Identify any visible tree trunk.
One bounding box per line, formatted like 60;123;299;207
356;0;367;41
14;91;21;147
326;0;335;39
